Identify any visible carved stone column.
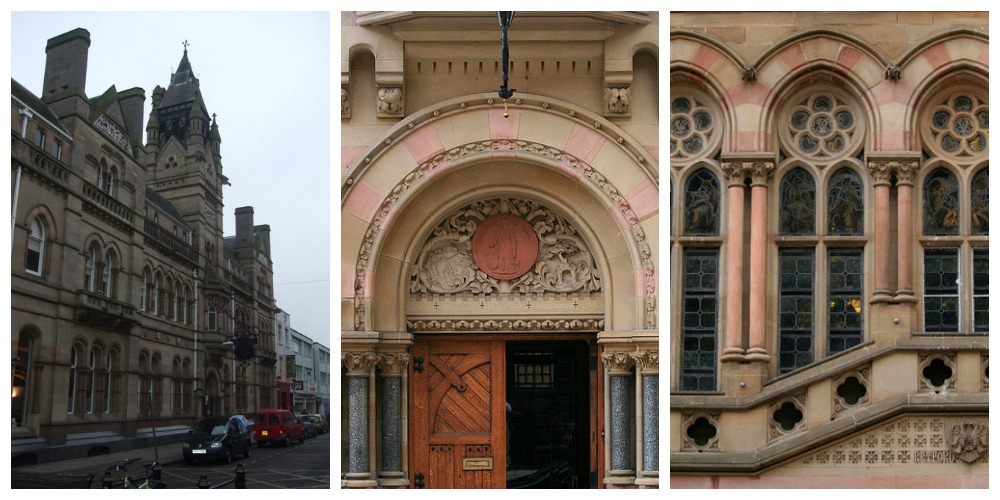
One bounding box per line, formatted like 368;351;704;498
746;161;774;361
377;352;409;479
894;160;919;297
720;162;748;361
342;352;378;479
635;351;659;477
603;351;636;479
868;160;894;298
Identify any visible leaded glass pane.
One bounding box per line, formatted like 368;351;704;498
680;249;719;391
974;249;988;333
685;169;720;235
923;168;959;235
924;249;959;332
828;168;864;235
972;168;988;235
780;168;816;235
829;250;864;353
779;249;814;374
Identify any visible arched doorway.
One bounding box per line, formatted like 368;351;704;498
343;92;658;488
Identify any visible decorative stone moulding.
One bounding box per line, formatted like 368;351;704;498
918;353;958;394
342;87;351;117
982;354;989;391
376;86;404;118
832;367;871;417
769;393;807;441
800;416;988;467
604;86;632;115
681;413;720;452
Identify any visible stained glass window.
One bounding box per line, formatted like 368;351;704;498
681;249;718;391
779;249;814;374
784;93;859;161
923;249;959;332
828;168;864;235
973;249;988;333
971;168;988;235
924;94;989;158
671;95;716;160
779;168;816;235
923;168;959;235
684;169;720;235
828;250;864;353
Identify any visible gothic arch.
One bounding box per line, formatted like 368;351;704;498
343;92;658;333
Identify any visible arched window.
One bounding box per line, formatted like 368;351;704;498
108;349;121;413
13;329;34;427
775;87;868;375
85;245;98;291
208;306;218;331
26;217;45;276
671;83;725;392
98;160;116;195
153;273;162;315
87;348;98;413
67;344;82;413
138;352;152;414
102;251;115;297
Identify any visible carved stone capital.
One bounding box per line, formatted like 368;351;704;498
342;351;379;376
747;161;775;186
893;160;920;185
602;351;636;375
867;160;895;185
721;162;748;186
376;352;410;376
634;350;659;373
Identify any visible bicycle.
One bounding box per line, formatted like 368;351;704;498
101;457;167;489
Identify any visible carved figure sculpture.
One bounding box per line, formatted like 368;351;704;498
377;87;404;114
605;87;632;114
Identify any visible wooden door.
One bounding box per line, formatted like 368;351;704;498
411;340;506;489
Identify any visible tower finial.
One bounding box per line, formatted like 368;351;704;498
182;39;190;52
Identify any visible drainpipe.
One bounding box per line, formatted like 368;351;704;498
11;166;22;248
193;270;199;408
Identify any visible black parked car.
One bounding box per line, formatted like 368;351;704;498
183;415;252;464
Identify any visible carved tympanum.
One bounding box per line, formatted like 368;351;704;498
410;197;600;295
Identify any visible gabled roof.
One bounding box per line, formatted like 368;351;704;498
11;78;71;137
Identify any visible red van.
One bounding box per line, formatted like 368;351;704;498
253;409;304;447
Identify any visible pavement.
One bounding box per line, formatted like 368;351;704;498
15;442;186;475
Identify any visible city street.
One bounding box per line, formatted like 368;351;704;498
13;432;331;489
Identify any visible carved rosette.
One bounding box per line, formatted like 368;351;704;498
377;353;410;376
602;351;636;376
342;351;379;376
410;197;600;295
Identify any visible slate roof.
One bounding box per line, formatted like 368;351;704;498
144;187;191;231
11;78;72;137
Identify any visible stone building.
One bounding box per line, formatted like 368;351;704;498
669;12;988;487
11;28;278;464
341;12;659;489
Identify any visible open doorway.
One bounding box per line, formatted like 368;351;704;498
505;340;592;488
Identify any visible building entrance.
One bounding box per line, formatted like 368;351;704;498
409;335;596;489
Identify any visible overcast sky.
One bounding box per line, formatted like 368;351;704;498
8;11;332;348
